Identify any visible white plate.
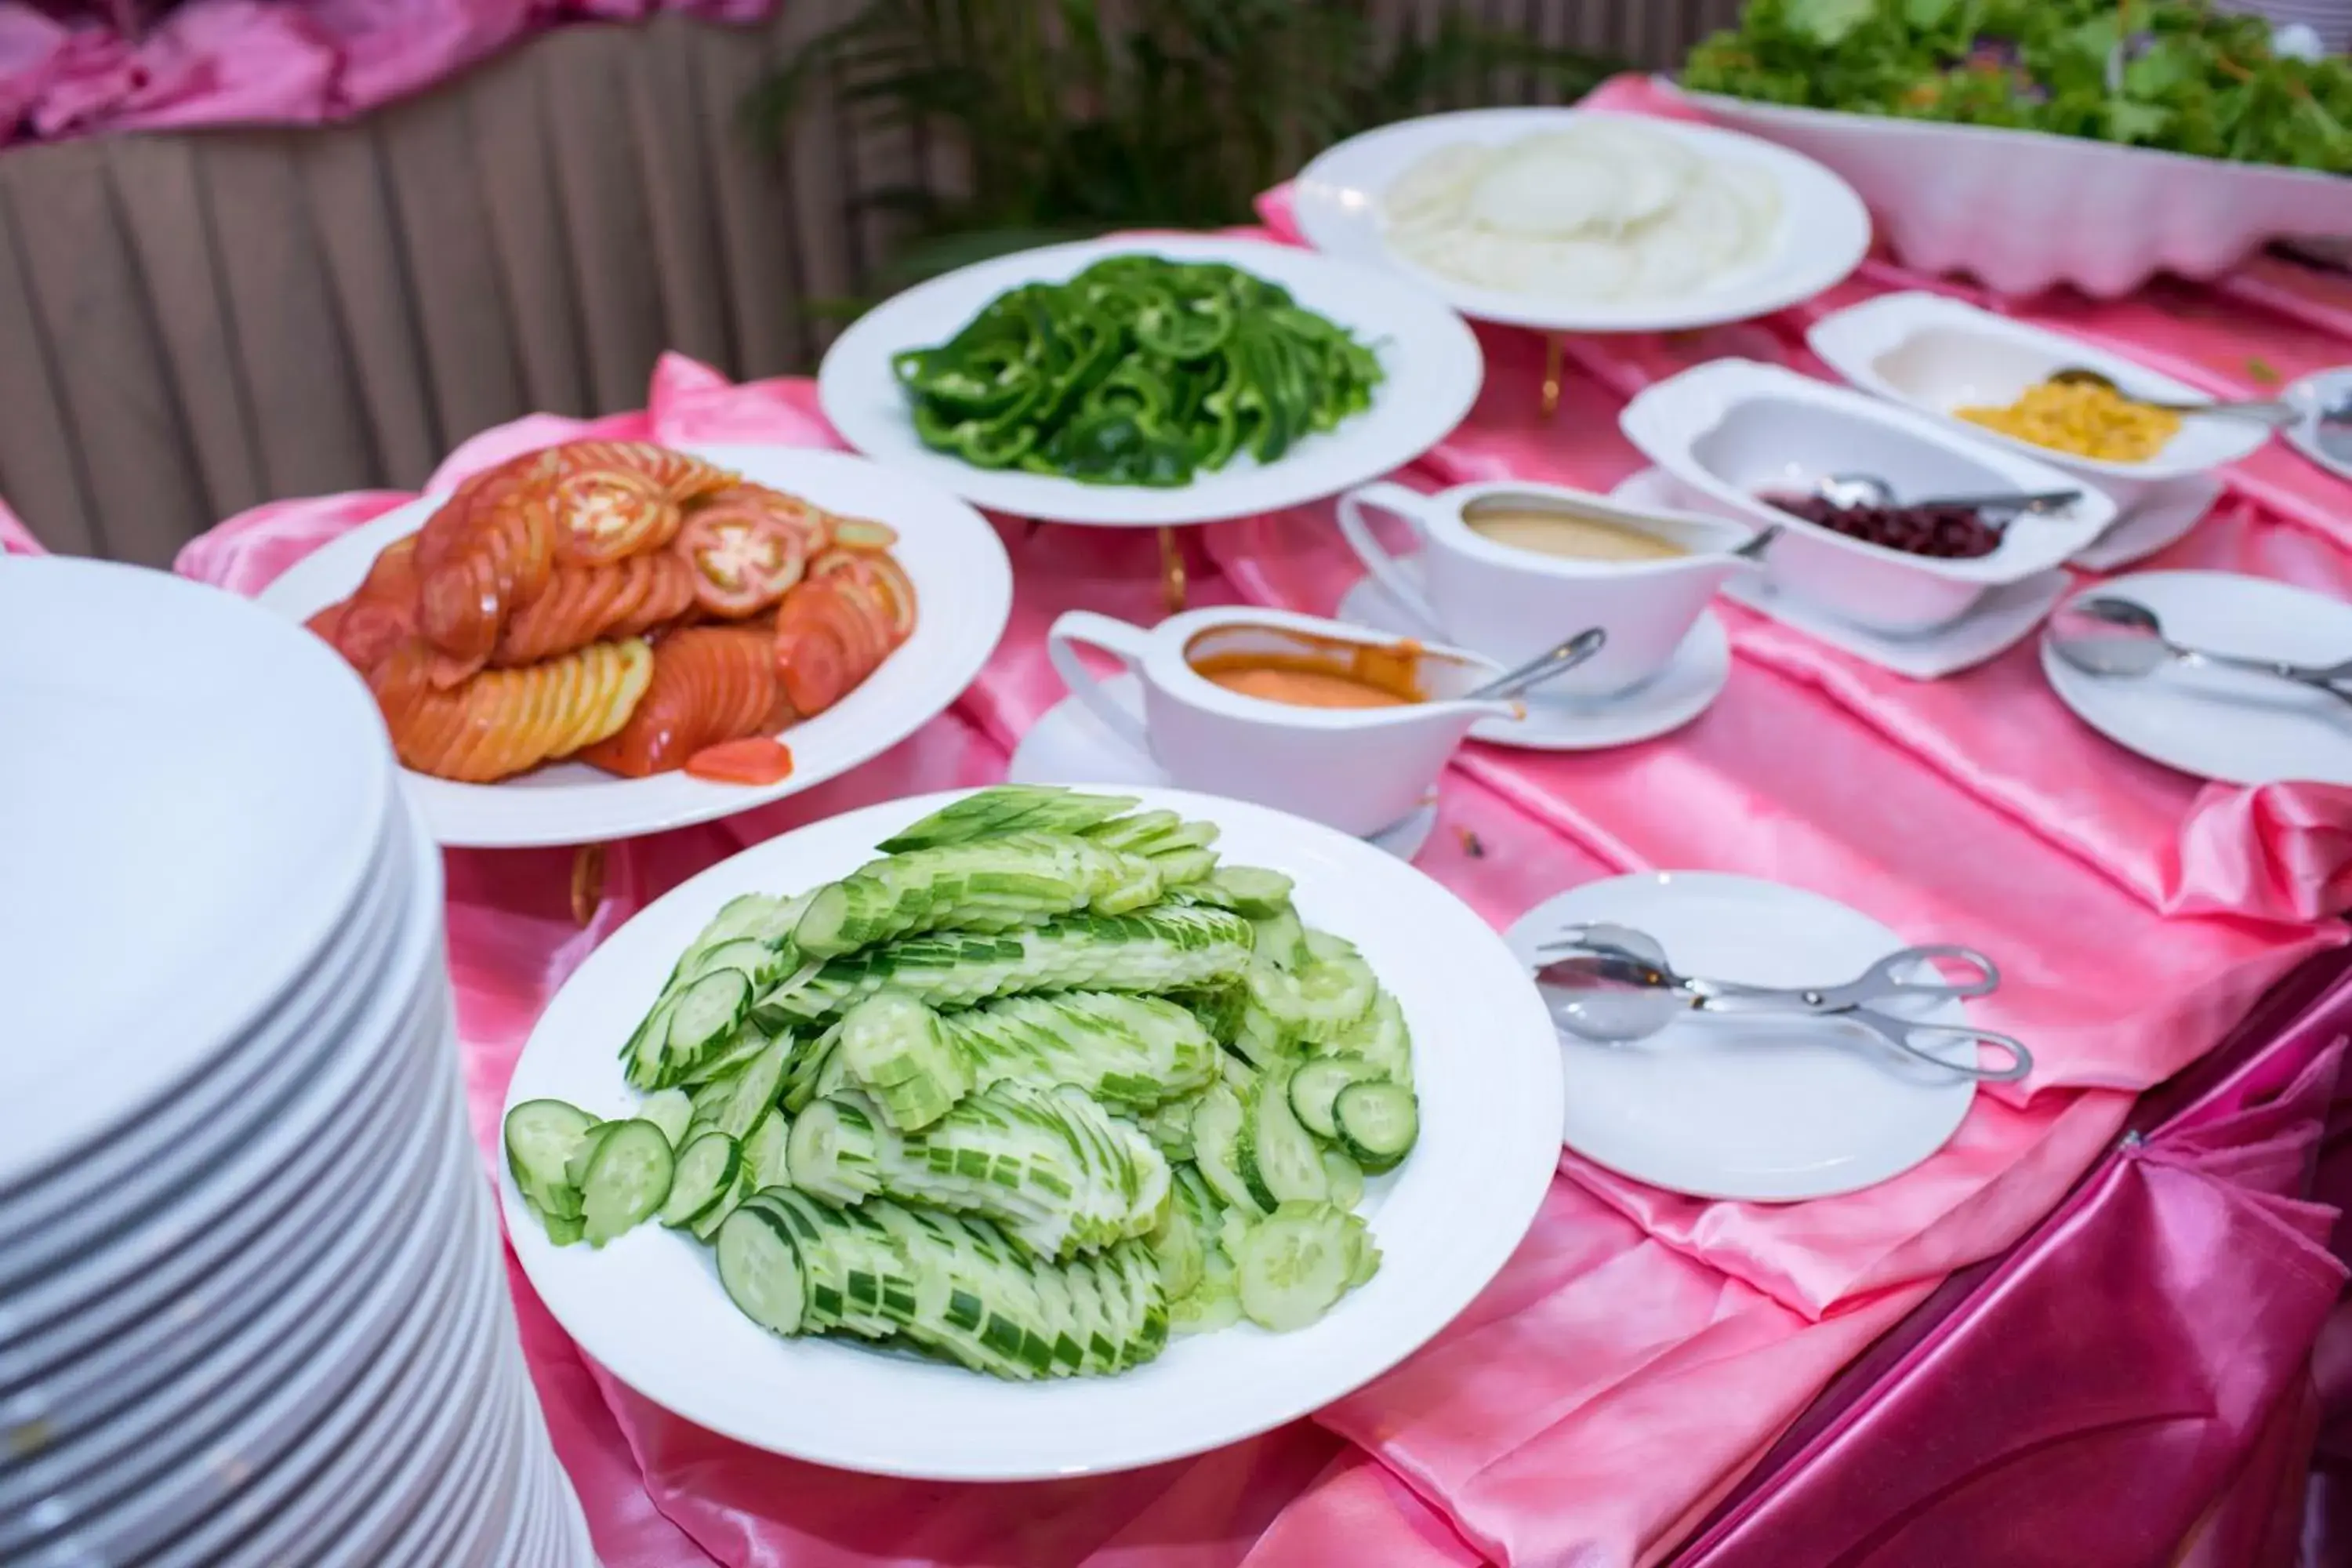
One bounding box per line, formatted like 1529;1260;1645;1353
504;787;1563;1479
817;236;1484;528
1334;557;1730;748
1508;873;1981;1203
1806;292;2272;489
1291;107;1871;335
0;559;393;1189
1005;673;1439;860
256;445;1014;848
2065;475;2222;574
2042;570;2352;786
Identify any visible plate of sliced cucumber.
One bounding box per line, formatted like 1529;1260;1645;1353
499;784;1563;1479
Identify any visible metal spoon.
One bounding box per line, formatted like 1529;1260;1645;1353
2046;366;2306;430
2048;595;2352;703
1461;629;1606;702
1814;472;2083;516
1530;923;2033;1082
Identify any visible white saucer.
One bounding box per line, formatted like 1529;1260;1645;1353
1334;561;1730;750
1007;673;1439;862
2065;474;2222;572
2042;569;2352;786
1609;467;2067;681
2285;367;2352;485
1506;873;1984;1203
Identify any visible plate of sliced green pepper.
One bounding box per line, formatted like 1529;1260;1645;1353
819;237;1483;527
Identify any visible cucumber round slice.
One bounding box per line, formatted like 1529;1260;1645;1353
662;969;753;1080
659;1131;742;1227
1236;1204;1355;1332
1207;866;1294;919
638;1088;694;1149
717;1204;808;1337
1246;1065;1327;1206
787;1097;883;1206
579;1120;675;1247
1319;1148;1365;1210
1189;1084;1265;1218
504;1099;596;1210
1333;1081;1418;1171
1287;1058;1371;1141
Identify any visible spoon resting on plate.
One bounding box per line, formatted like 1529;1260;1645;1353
2047;594;2352;705
1530;922;2034;1082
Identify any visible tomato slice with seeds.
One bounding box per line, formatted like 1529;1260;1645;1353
676;507;808;619
549;467;681;565
805;550;917;644
684;736;796;786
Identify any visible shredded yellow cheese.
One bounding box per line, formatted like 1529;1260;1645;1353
1955;379;2181;463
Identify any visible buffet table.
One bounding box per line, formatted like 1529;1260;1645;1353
0;74;2331;1565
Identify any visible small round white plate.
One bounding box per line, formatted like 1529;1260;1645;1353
1292;107;1871;335
505;787;1564;1480
2042;570;2352;786
1336;557;1730;749
256;445;1014;848
817;235;1483;528
1006;673;1439;861
1508;873;1981;1203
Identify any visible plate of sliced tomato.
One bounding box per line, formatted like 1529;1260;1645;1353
259;445;1012;848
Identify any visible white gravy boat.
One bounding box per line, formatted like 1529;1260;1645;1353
1337;480;1757;697
1045;605;1516;838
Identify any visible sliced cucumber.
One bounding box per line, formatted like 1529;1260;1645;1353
1207;866;1294;919
1240;1065;1327;1208
718;1032;792;1142
1287;1058;1371;1142
663;969;754;1080
1319;1148;1365;1210
579;1120;675;1247
504;1099;596;1218
564;1122;619;1190
1333;1081;1417;1172
837;989;971;1131
639;1088;694;1149
1235;1202;1356;1332
521;1192;586;1247
787;1096;883;1206
1189;1084;1265;1218
742;1107;793;1190
659;1130;742;1227
717;1203;807;1337
689;1163;754;1240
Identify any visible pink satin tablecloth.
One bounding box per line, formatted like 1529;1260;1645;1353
70;78;2352;1567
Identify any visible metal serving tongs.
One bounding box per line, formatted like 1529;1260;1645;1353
1531;923;2034;1083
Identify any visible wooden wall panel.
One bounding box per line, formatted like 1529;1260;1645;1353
0;2;1744;558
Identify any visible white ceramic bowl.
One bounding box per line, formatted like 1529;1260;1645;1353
1620;358;2114;634
1675;79;2352;298
1807;292;2272;517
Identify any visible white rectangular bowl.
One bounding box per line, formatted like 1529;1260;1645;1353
1671;80;2352;299
1619;358;2114;635
1806;291;2272;514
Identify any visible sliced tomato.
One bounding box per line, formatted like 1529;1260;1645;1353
548;467;680;565
676;506;808;619
830;516;899;551
775;589;854;716
684;736;795;786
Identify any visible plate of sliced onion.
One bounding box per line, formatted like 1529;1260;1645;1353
258;444;1012;848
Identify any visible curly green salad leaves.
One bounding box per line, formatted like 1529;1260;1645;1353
1684;0;2352;174
891;256;1386;488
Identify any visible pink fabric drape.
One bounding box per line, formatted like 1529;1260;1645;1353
0;0;775;146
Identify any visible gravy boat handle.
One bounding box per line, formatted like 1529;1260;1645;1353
1336;481;1444;633
1045;611;1154;755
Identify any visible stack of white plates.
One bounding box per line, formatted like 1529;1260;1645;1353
0;558;593;1566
